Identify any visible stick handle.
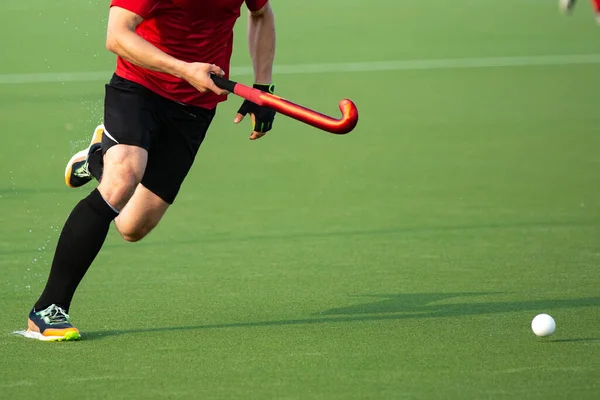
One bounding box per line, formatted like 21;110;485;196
210;75;237;93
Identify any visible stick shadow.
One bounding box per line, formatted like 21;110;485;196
548;338;600;343
84;293;600;341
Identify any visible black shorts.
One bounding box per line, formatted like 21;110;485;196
103;74;215;204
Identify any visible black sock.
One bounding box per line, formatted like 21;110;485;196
88;149;104;182
34;189;118;312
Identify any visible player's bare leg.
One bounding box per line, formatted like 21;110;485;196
98;145;147;210
115;184;170;242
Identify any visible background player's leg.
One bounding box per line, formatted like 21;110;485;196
34;144;147;312
592;0;600;21
560;0;577;13
115;184;170;242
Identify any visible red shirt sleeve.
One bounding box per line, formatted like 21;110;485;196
110;0;158;19
245;0;268;12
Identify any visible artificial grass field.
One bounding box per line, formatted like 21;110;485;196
1;0;600;398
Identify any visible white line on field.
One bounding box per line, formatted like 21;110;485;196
1;54;599;85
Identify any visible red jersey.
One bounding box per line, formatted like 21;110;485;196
110;0;268;109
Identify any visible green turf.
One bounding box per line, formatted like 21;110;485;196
1;0;600;398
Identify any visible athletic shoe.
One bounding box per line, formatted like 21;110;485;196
26;304;81;341
65;124;104;188
559;0;577;13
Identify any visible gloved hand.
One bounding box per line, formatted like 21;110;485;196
234;83;276;140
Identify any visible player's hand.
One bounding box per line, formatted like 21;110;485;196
181;63;229;96
234;84;276;140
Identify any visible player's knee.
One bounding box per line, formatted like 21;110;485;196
98;171;140;210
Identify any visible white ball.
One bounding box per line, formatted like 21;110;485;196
531;314;556;337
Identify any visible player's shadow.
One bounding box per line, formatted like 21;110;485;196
83;293;600;340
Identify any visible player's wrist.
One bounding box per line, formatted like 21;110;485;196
170;60;191;79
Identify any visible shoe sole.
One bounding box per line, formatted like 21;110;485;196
64;125;104;188
15;329;82;342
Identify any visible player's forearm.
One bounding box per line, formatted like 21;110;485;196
106;30;187;78
248;4;276;84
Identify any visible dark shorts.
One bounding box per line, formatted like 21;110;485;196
103;74;215;204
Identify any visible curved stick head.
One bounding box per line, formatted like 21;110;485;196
336;99;359;134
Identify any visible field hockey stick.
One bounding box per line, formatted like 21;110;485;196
210;75;359;134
